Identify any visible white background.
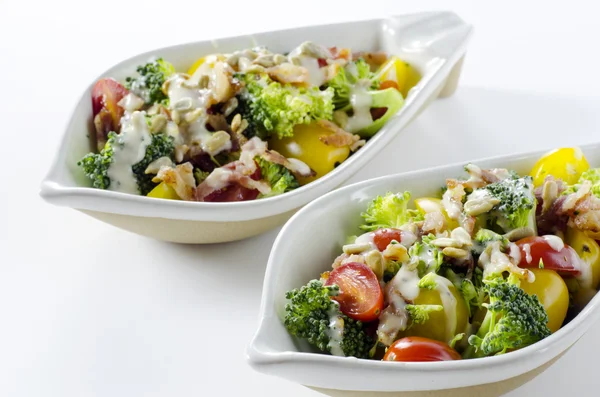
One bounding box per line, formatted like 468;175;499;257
2;0;600;395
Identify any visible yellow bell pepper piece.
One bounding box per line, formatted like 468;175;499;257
147;182;181;200
414;197;459;230
269;123;350;185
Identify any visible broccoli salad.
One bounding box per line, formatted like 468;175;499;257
78;42;419;202
284;147;600;361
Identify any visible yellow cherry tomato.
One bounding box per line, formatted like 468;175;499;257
375;56;421;98
529;147;589;187
269;123;350;185
401;284;468;343
520;269;569;333
565;228;600;289
147;182;181;200
414;197;459;230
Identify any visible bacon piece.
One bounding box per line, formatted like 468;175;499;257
316;119;363;150
262;149;315;178
152;162;196;201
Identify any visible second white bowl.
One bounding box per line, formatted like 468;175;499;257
247;143;600;393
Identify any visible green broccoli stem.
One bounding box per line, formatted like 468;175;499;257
462;308;494;359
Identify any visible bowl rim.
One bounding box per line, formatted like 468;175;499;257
39;11;473;222
247;141;600;389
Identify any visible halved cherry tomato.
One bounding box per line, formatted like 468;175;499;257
92;78;129;150
373;228;403;251
516;236;582;276
383;337;461;362
325;262;384;322
203;164;261;202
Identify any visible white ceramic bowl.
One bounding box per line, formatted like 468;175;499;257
39;11;472;244
247;143;600;395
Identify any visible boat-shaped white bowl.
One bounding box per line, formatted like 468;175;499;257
247;143;600;395
39;11;472;244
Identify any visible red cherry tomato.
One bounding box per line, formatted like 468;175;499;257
372;228;403;251
91;78;129;149
203;164;261;202
325;262;384;322
383;337;461;362
516;236;581;276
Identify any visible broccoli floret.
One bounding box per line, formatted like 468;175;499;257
194;168;210;185
78;131;117;189
131;133;175;195
79;131;174;195
384;260;401;282
326;58;380;110
284;280;373;358
483;175;537;233
445;268;486;318
236;73;334;140
406;304;443;325
472;228;509;255
417;272;439;290
256;156;300;197
465;275;551;358
408;234;444;275
565;168;600;197
360;191;422;232
125;58;175;105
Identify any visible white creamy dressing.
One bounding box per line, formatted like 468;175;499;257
377;299;408;343
286;158;312;176
400;231;417;248
287;44;328;87
168;74;209;110
479;241;529;280
523;243;532;264
542;235;565;252
107;111;152;194
297;55;327;87
392;265;421;300
166;74;233;156
430;274;458;342
508;243;522;265
345;85;373;133
117;93;144;113
326;304;345;356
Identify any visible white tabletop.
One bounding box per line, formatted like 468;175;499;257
3;0;600;395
